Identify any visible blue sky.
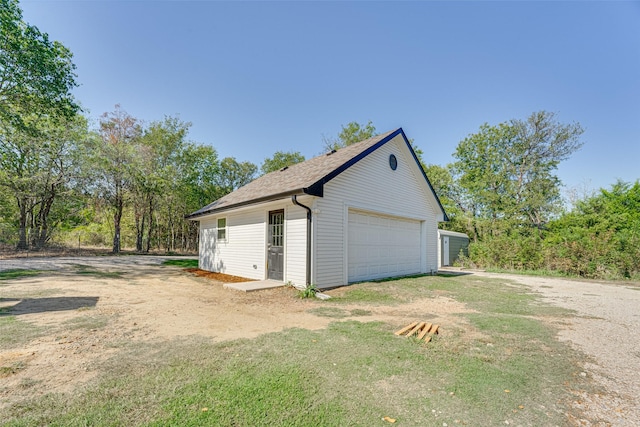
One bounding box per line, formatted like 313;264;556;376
21;0;640;198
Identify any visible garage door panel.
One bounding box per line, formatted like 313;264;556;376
348;211;421;282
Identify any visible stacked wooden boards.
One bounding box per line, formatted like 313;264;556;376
394;321;440;343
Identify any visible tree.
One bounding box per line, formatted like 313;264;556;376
545;180;640;278
452;111;584;237
0;0;81;249
322;121;377;151
323;121;430;170
260;151;305;175
92;105;142;253
423;164;455;207
174;143;220;251
0;183;15;243
0;113;88;249
133;116;191;252
0;0;78;130
177;143;220;210
29;115;88;248
216;157;257;194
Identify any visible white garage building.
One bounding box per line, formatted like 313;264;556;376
187;128;447;289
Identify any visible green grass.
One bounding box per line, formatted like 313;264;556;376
485;267;575;277
75;270;124;279
1;275;589;426
307;306;350;318
329;288;398;305
162;259;199;268
72;264;125;279
484;267;640;285
307;307;373;318
61;314;109;331
0;362;25;377
332;274;573;317
349;308;371;316
0;315;46;348
0;269;42;281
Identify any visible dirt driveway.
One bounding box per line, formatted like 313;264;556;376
0;256;469;410
470;270;640;427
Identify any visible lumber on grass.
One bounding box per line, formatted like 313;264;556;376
417;323;433;340
394;321;418;336
428;324;439;335
407;321;426;337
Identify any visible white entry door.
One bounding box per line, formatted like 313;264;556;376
347;210;422;283
443;236;450;266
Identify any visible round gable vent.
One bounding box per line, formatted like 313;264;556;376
389;154;398;170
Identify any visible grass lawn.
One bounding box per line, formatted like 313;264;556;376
1;274;589;426
0;269;43;281
162;259;199;268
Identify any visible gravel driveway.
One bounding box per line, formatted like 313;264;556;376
0;255;194;272
471;271;640;427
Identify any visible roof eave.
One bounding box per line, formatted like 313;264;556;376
397;128;449;222
185;187;320;220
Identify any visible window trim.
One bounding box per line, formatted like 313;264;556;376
217;217;227;241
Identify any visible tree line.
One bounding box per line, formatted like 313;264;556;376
0;103;254;253
422;113;639;280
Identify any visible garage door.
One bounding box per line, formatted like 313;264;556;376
348;210;422;282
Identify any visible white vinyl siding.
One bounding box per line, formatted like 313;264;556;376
199;208;265;279
198;198;310;285
313;135;441;288
284;202;309;287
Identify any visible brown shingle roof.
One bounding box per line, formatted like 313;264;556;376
186;128;446;219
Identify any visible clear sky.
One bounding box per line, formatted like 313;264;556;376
20;0;640;197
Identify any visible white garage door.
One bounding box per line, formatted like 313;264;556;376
348;210;422;282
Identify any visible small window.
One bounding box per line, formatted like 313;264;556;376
389;154;398;170
217;218;227;241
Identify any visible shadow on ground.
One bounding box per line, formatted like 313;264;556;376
0;296;99;315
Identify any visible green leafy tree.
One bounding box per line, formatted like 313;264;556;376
0;0;82;249
91;105;142;253
422;163;475;237
0;113;88;249
0;183;15;243
260;151;305;175
545;180;640;279
216;157;257;194
452;111;584;237
175;143;220;251
178;143;220;210
133;116;191;252
0;0;78;129
323;121;429;170
423;164;457;212
322;121;377;151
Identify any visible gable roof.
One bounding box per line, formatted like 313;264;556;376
186;128;447;220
